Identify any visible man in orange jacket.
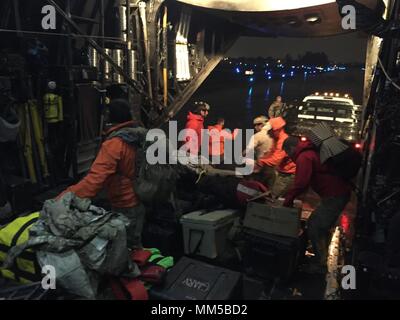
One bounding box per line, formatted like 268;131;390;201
183;101;210;155
255;117;296;198
208;118;239;159
61;99;145;249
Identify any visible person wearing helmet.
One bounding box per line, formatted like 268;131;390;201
183;101;210;155
255;117;296;197
243;115;273;162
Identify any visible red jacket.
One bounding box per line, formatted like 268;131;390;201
256;130;296;174
64;121;139;208
283;140;351;207
208;124;238;156
184;112;204;155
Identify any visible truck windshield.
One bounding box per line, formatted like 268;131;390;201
300;100;357;120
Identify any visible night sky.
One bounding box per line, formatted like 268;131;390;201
227;32;369;63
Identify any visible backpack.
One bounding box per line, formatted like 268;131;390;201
325;140;362;181
107;127;180;204
0;212;41;283
305;122;362;181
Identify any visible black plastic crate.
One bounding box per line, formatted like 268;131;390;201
242;228;306;282
150;256;242;300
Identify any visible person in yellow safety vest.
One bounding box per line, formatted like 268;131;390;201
43;81;63;123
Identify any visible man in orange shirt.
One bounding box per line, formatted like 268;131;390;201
61;99;145;249
255;117;296;198
208;118;239;160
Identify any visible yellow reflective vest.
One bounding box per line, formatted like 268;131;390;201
0;212;41;283
43;93;63;123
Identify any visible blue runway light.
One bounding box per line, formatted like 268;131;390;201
235;68;241;74
249;77;254;82
282;74;286;78
268;76;272;80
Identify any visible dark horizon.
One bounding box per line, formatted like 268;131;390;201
227;32;369;64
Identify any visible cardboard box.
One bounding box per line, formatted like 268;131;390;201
243;201;301;238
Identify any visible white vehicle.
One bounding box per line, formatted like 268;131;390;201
295;92;362;143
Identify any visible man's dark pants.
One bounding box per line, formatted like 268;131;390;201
308;194;350;266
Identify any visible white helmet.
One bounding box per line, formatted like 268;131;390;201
48;81;57;90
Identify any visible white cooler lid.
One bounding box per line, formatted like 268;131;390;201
180;209;237;226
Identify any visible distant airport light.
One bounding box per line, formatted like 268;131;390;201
355;143;362;149
324;92;328;96
249;77;254;82
268;76;272;80
335;93;340;97
235;68;241;74
282;74;286;78
315;92;320;95
344;94;349;98
301;137;307;142
330;93;334;96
